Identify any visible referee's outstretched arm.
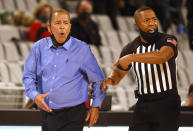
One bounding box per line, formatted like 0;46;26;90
115;45;175;70
101;44;175;91
101;67;128;90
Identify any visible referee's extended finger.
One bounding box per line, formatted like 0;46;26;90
100;81;107;90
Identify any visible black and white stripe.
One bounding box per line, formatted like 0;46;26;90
133;44;173;95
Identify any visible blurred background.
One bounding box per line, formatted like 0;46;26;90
0;0;193;112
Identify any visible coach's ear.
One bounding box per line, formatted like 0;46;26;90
47;23;51;33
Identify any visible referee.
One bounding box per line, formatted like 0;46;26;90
101;7;181;131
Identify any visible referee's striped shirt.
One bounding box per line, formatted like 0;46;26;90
118;32;178;96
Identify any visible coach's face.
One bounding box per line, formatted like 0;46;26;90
48;12;71;43
135;10;158;33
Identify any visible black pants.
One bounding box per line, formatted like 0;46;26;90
40;103;87;131
129;94;181;131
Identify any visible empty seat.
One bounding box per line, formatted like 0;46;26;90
167;24;177;36
177;50;186;69
183;50;193;68
183;50;193;83
2;41;20;61
125;17;136;32
99;31;108;46
96;15;114;31
157;20;163;33
3;0;16;12
18;42;30;60
125;87;137;108
65;1;78;12
177;68;190;89
26;41;34;50
7;63;23;85
105;31;122;49
118;31;130;46
15;0;27;11
178;34;190;51
99;46;113;65
25;0;37;12
0;0;4;11
69;13;77;19
0;44;5;61
103;67;113;77
90;45;102;64
115;86;129;110
91;14;98;23
19;26;29;41
117;16;129;33
0;62;10;83
0;25;20;42
47;0;61;9
111;47;122;63
178;88;188;102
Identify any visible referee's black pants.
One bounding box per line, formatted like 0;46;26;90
40;103;87;131
129;94;181;131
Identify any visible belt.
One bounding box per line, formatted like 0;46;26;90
137;89;178;102
52;103;85;113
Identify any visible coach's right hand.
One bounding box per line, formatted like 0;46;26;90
100;78;115;91
35;93;52;112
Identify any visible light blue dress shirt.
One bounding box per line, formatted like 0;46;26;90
23;36;105;109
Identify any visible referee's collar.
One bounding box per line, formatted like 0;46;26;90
138;34;160;47
138;37;152;47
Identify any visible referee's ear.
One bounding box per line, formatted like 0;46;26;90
134;23;139;31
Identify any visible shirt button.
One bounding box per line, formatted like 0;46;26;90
54;65;56;67
56;53;59;55
52;77;55;80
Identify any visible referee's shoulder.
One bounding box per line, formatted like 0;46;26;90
159;32;177;41
122;37;139;51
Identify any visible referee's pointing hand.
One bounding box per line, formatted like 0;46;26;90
100;78;114;91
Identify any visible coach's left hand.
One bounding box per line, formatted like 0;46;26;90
85;107;99;128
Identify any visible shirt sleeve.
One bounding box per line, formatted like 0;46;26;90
117;44;133;71
22;45;39;101
81;45;105;107
162;36;178;59
91;81;105;107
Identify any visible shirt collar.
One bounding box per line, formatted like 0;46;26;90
47;36;72;50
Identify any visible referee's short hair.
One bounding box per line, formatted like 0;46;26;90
135;6;153;13
134;6;154;23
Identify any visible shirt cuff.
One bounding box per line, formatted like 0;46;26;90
30;91;39;102
91;90;105;108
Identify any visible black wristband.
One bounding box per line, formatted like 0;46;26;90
117;64;129;71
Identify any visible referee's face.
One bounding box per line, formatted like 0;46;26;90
135;10;158;33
